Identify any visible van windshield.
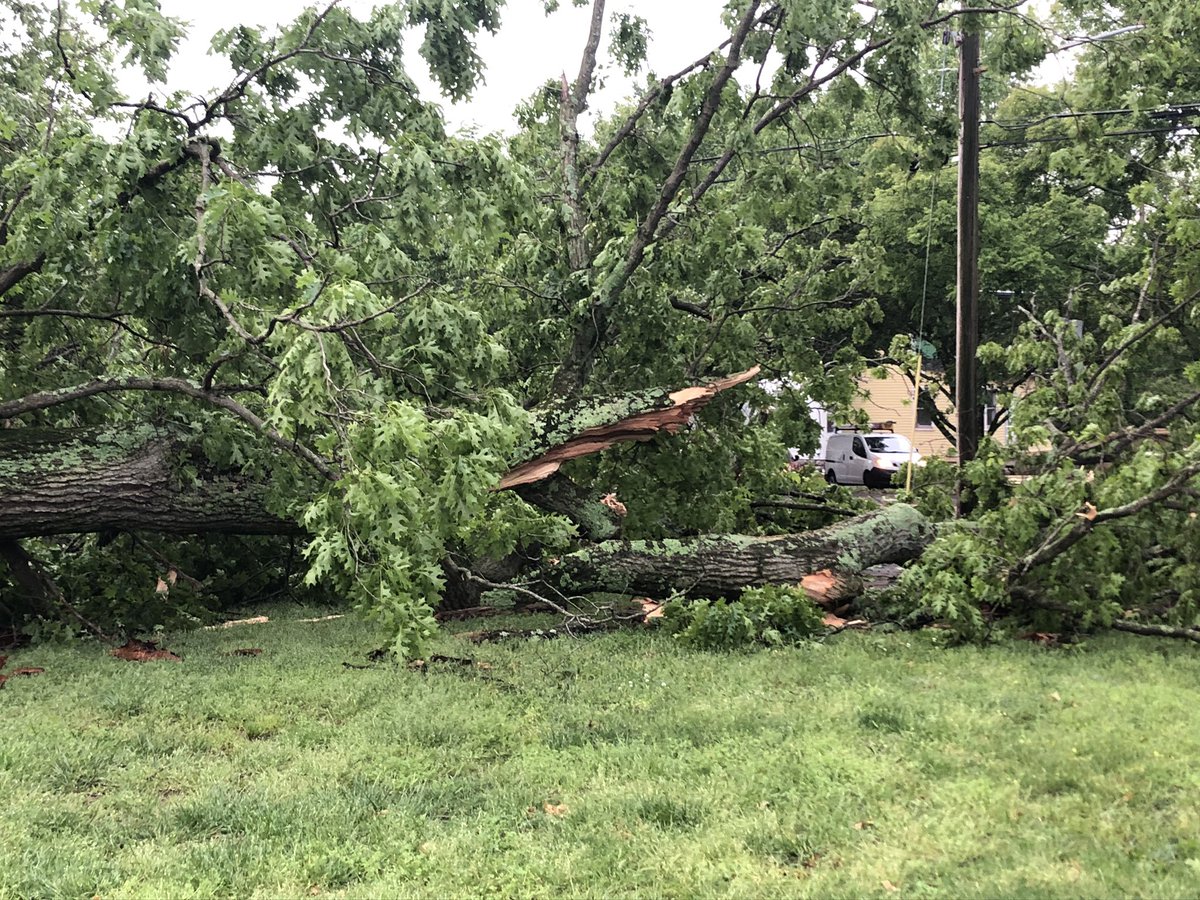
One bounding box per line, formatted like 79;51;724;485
864;435;912;454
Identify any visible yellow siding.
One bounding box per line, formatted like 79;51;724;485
851;366;1007;460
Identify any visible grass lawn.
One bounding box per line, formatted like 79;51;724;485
1;608;1198;898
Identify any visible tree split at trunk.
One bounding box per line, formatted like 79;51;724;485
0;367;761;540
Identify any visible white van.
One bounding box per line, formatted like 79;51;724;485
822;432;921;487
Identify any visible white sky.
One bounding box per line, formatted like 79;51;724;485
136;0;732;135
123;0;1093;137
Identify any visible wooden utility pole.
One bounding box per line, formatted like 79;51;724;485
955;29;982;516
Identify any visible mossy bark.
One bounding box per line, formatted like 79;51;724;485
0;427;298;538
539;504;933;599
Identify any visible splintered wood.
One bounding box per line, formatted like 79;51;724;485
497;366;760;490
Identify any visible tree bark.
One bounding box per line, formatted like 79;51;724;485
0;427;298;538
539;503;932;599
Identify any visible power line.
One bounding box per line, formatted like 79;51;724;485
983;125;1191;149
984;101;1200;131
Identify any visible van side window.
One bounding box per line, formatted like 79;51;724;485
852;437;866;457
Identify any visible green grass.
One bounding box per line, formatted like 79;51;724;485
2;609;1199;898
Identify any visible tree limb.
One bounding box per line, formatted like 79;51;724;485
559;0;606;272
550;0;762;396
0;377;338;481
1011;460;1200;580
0;254;46;299
1111;619;1200;643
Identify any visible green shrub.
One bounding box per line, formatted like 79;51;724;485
661;584;824;650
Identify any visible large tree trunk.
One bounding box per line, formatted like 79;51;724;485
540;504;932;600
0;427;298;538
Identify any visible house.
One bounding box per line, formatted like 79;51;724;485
850;362;1009;459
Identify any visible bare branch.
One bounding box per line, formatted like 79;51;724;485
0;306;179;349
189;141;260;345
669;296;712;320
559;0;606;272
193;2;342;133
277;281;433;334
53;0;91;101
0;186;31;246
551;0;763;396
585;5;778;180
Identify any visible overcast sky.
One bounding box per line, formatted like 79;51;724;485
127;1;1083;136
137;0;733;135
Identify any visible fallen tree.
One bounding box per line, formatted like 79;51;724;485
0;371;936;624
538;503;932;601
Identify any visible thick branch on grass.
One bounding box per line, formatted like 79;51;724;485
539;503;932;600
0;368;761;542
0;427;300;539
1110;619;1200;644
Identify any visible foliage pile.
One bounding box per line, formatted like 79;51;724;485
661;585;826;650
